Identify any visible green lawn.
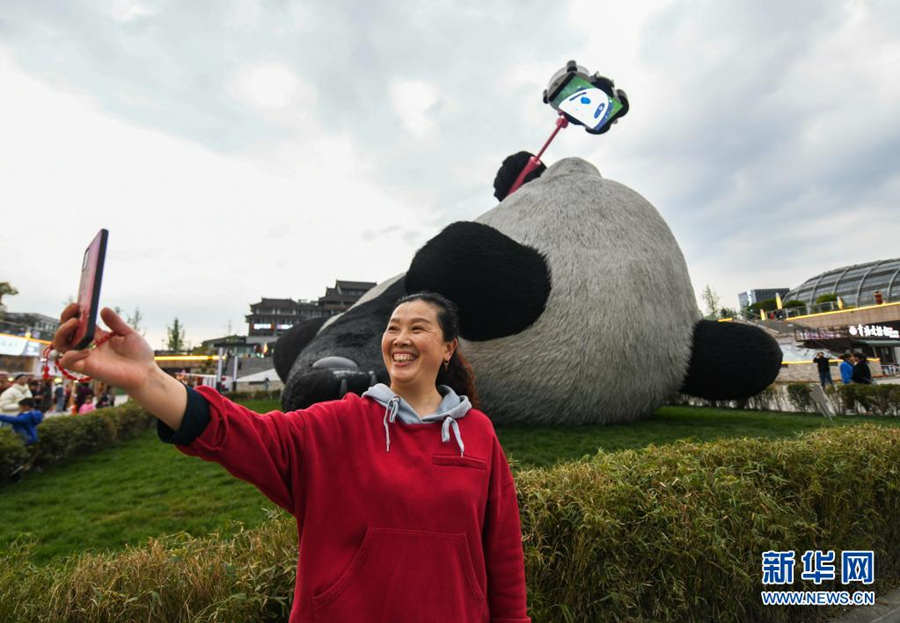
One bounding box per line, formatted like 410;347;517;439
496;406;900;468
1;399;897;565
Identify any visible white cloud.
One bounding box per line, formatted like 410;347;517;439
1;0;899;349
230;62;315;111
389;80;439;139
0;49;426;349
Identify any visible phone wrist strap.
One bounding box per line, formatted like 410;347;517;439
41;332;118;383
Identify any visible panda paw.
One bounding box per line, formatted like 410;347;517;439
493;151;546;201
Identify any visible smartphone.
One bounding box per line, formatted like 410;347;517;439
549;74;624;132
71;229;108;350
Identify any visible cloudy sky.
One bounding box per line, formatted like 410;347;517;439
1;0;898;349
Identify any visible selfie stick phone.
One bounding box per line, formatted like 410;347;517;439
506;60;628;197
506;114;569;196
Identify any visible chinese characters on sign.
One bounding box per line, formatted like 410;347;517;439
762;550;874;585
848;325;900;339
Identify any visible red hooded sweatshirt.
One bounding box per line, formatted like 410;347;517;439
162;385;531;623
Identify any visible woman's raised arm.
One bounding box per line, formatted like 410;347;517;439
53;305;187;430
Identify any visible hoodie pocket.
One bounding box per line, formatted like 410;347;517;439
312;527;486;622
432;454;487;470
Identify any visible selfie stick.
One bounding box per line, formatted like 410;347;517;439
506;114;569;197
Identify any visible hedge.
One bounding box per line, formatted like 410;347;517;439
0;401;156;481
0;428;29;481
222;390;282;402
1;425;897;622
673;383;900;416
832;384;900;416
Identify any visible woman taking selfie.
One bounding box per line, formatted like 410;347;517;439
53;292;531;623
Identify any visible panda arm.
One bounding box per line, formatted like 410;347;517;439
493;151;546;201
680;320;783;400
405;221;551;341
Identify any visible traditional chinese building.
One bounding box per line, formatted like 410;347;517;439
245;279;376;348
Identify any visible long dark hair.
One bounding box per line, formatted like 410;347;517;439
392;291;480;409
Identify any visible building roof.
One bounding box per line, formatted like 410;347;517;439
335;280;377;291
786;258;900;307
252;297;296;306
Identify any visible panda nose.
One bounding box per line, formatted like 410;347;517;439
310;356;377;397
312;356;359;371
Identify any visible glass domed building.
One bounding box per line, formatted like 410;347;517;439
785;257;900;308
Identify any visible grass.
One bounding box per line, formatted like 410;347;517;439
1;398;898;566
0;398;283;565
496;405;900;468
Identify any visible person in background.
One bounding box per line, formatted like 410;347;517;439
74;381;92;412
850;352;873;384
813;352;833;389
78;388;96;413
53;381;65;412
0;371;11;395
0;374;32;415
839;353;854;384
96;385;113;408
0;397;44;445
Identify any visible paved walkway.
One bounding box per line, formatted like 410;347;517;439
828;586;900;623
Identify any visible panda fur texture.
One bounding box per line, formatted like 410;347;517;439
276;154;782;424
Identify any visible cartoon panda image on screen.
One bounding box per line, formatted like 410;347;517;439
274;154;782;425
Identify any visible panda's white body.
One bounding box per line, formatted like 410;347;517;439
463;157;699;424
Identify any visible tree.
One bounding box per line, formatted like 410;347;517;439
719;307;738;319
166;317;186;352
127;307;145;336
815;293;837;304
701;285;720;319
749;298;778;313
0;282;18;306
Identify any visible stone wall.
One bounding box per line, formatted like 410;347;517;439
776;360;884;383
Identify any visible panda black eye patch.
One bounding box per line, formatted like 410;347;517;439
405;221;551;341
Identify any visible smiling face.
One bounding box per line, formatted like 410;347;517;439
381;300;456;392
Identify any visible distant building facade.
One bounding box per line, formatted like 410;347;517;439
0;311;60;375
784;258;900;308
738;288;790;310
246;279;376;346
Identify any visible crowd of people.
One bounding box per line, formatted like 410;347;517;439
813;351;873;389
0;372;117;446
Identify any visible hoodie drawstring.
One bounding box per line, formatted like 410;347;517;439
382;395;464;456
383;396;399;452
441;416;465;456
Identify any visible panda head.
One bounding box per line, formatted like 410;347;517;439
407;155;701;423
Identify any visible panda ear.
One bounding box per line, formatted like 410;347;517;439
273;316;330;381
680;320;783;399
493;151;546;201
406;221;551;341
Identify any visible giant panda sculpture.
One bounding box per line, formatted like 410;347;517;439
274;153;782;424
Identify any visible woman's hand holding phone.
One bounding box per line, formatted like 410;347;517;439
54;304;155;391
53;305;187;429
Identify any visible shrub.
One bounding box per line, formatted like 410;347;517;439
2;426;898;622
786;383;813;412
834;384;900;417
517;425;900;622
0;402;156;482
0;428;29;481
